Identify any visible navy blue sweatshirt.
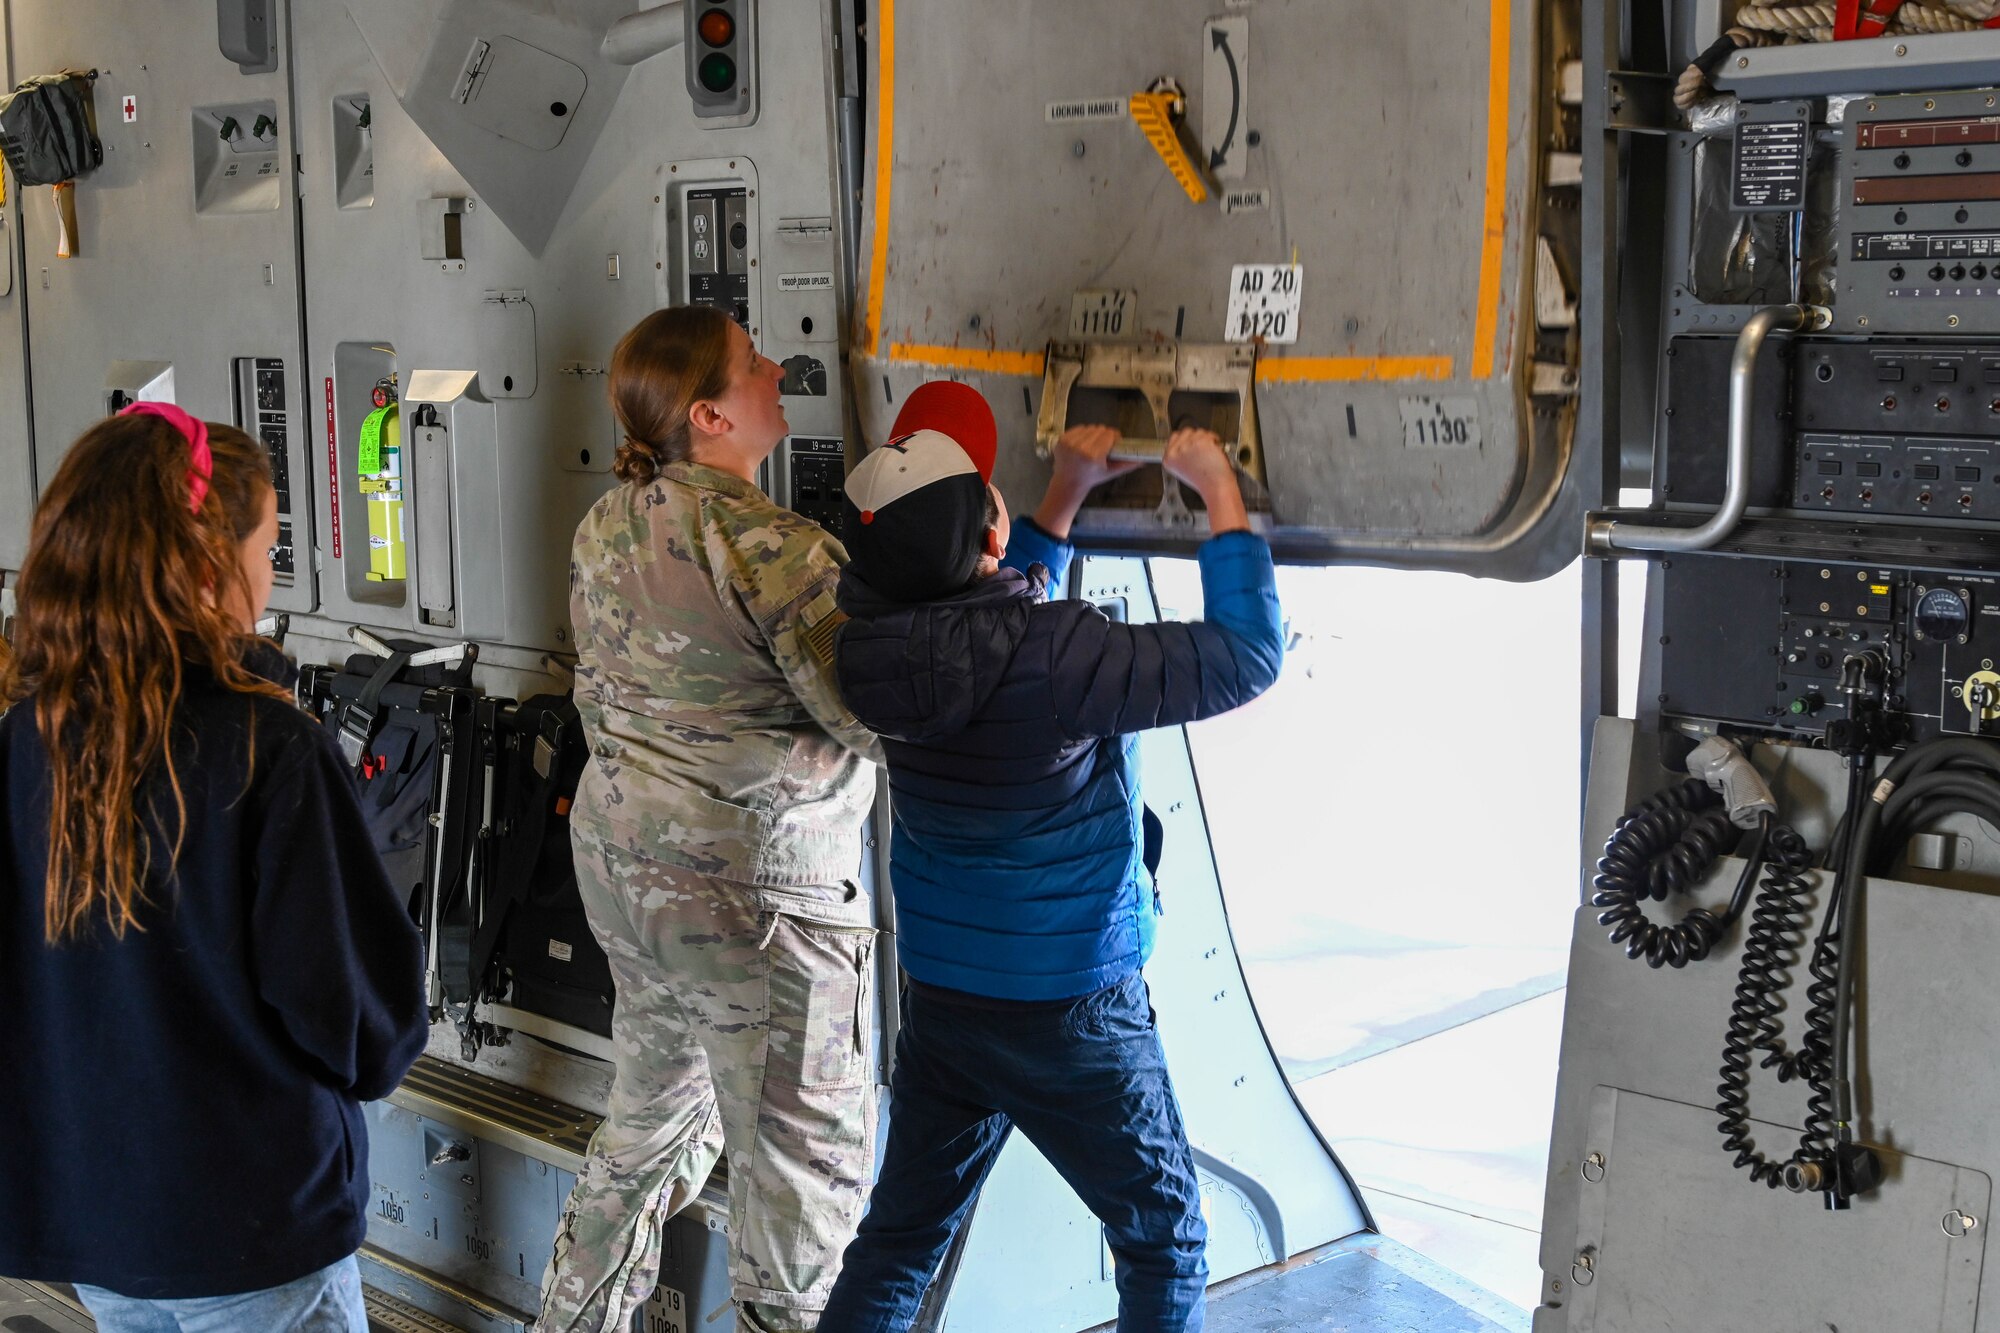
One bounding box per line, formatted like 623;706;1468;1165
836;520;1284;1000
0;650;429;1298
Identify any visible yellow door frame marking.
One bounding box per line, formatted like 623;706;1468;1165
863;0;1511;385
1472;0;1512;381
862;0;897;358
888;343;1051;376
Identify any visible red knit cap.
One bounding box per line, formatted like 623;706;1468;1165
888;381;997;483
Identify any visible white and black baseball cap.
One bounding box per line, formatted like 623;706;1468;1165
843;382;1000;603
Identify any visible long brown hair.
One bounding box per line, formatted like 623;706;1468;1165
609;305;735;484
1;413;286;943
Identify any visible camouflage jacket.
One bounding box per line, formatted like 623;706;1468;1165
569;461;881;888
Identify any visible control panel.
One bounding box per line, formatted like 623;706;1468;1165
1662;336;2000;525
684;186;751;328
1653;325;2000;742
782;435;847;533
1839;91;2000;333
1792;341;2000;520
234;355;295;583
1656;559;2000;744
1795;434;1999;518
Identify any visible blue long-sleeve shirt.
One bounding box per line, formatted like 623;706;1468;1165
835;518;1284;1000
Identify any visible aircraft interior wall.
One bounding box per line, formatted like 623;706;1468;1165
0;1;1491;1328
32;0;2000;1329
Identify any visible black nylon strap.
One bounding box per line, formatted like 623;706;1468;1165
467;702;574;1004
336;649;411;769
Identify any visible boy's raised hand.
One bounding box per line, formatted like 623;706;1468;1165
1035;424;1142;538
1053;424;1144;490
1161;428;1252;535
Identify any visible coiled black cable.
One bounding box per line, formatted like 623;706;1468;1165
1827;738;2000;1152
1715;820;1819;1186
1593;779;1759;968
1728;737;2000;1198
1734;758;1872;1182
1786;930;1843;1164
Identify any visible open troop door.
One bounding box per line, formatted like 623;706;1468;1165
854;0;1584;579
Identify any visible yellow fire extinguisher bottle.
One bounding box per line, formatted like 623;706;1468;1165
358;403;407;583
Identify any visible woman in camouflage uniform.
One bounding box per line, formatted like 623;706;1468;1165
538;306;882;1333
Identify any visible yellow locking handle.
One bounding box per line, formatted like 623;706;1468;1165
1128;90;1209;205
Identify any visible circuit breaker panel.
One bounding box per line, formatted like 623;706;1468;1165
235;357;298;584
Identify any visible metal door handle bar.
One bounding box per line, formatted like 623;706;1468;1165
1587;303;1828;556
1106;436;1257;467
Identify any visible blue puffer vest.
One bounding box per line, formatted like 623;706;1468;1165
834;519;1283;1000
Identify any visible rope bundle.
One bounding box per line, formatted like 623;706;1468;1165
1677;1;2000;109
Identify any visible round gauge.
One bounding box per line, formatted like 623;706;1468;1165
1917;586;1971;642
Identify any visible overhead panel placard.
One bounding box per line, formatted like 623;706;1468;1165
1733;116;1809;212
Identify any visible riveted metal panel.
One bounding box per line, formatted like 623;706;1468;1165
1544;720;2000;1330
7;0;314;609
291;0;856;655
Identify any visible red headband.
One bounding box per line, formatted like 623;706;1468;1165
118;401;213;513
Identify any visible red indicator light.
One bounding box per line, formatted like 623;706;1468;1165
699;9;735;46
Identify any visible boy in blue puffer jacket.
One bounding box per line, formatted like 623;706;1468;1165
820;381;1284;1332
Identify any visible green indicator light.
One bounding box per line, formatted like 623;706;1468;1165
1789;698;1809;715
699;53;736;93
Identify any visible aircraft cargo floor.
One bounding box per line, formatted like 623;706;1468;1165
5;1234;1519;1333
1179;1234;1524;1333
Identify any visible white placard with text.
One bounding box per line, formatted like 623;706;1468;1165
1224;264;1302;344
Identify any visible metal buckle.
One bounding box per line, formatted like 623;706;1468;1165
533;711;565;780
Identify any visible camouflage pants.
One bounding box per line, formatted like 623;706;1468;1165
536;828;878;1333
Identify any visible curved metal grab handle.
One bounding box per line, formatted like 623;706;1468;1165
1588;303;1828;556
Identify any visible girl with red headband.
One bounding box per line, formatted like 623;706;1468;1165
0;405;429;1331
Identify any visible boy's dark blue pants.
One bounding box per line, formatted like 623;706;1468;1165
819;971;1207;1332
